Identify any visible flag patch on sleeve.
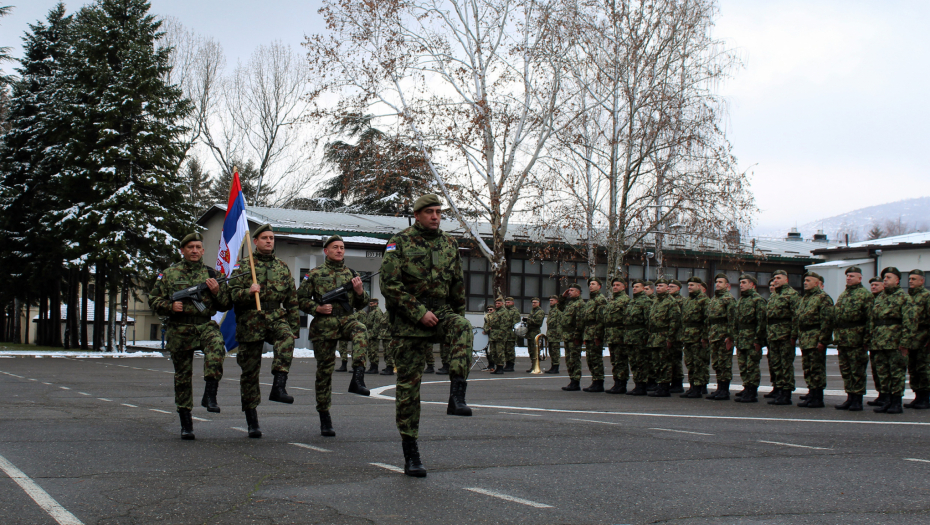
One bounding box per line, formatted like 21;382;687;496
385;243;397;252
157;273;163;280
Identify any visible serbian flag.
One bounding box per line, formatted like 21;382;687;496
212;170;250;350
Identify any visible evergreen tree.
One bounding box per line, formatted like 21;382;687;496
207;159;261;208
867;224;884;240
180;157;213;215
1;5;15;87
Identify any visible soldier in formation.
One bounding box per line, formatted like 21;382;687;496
624;279;653;396
904;269;930;409
868;267;917;413
558;283;585;391
526;297;545;372
603;277;630;393
733;274;767;404
545;295;562;374
705;273;736;400
833;266;872;411
795;272;834;408
764;270;799;405
646;279;682;397
667;280;686;393
487;297;507;374
679;277;709;398
582;278;608;392
502;297;520;372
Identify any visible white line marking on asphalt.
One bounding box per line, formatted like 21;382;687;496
117;365;129;368
231;427;248;433
650;428;714;436
500;412;541;417
28;378;37;381
0;453;84;525
42;382;52;385
191;416;210;422
291;443;331;453
370;462;404;473
77;392;90;396
59;386;70;390
759;440;829;450
904;458;930;463
465;487;553;508
570;418;622;425
121;403;137;408
149;409;171;414
97;398;112;402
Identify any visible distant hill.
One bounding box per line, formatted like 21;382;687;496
767;197;930;242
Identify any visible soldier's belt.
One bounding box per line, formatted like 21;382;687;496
419;297;447;311
684;321;705;327
835;321;866;329
874;318;902;327
737;322;757;328
708;318;728;325
169;315;211;325
798;323;822;331
767;317;791;324
625;324;646;330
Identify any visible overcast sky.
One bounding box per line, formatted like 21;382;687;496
3;0;928;235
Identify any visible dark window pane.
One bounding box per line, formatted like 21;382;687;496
542;261;559;275
511;259;524;273
629;265;644;279
542;278;557;297
470;274;484;295
525;260;542;274
469;297;487;312
577;263;589;278
694;268;709;282
677;268;693;280
525;277;540;298
510;276;522;296
560;261;575;275
471;258;488;272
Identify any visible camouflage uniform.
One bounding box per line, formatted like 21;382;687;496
526;305;545;368
546;304;563;366
734;288;767;388
680;289;709;388
867;284;916;397
647;290;682;385
795;287;834;390
297;258;370;412
559;294;586;382
583;289;608;381
149;260;231;410
706;288;736;384
833;283;873;394
366;307;392;367
379;221;472;440
669;291;685;386
487;309;506;367
765;284;799;392
504;304;520;364
624;290;653;385
906;285;930;394
228;250;300;410
604;291;631;385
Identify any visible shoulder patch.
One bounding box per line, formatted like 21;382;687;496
302;273;309;281
385;243;397;252
157;273;164;281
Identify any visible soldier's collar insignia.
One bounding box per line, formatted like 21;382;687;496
385;243;397;252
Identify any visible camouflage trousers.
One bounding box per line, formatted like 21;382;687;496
608;343;630;383
548;340;562;366
671;344;684;384
166;322;226;410
837;345;868;394
873;348;907;396
870;350;882;392
800;347;827;390
381;339;395;367
566;341;583;381
709;340;733;383
367;339;382;366
236;342;264;410
907;347;930;393
526;330;541;364
312;320;368;412
737;345;762;388
394;314;473;440
629;344;651;383
584;340;605;381
239;318;295;374
440;343;452;367
652;345;675;383
682;341;709;387
505;339;517;363
488;341;505;366
767;339;796;391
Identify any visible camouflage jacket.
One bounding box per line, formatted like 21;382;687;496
228;251;300;341
582;290;607;341
833;284;873;347
558;295;585;342
546;307;563;342
297;258;369;340
867;285;916;350
705;288;735;343
679;290;709;344
795;287;834;349
647;291;682;347
378;222;467;339
907;286;930;349
527;306;545;332
624;291;652;346
504;306;521;341
734;288;767;349
765;284;799;343
603;292;630;345
366;307;390;339
149;259;232;325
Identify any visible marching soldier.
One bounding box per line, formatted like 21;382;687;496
866;276;886;405
559;283;585;391
764;270;799;405
437;343;452;375
297;235;371;437
149;233;232;440
765;276;779;391
679;277;709;398
503;297;520;372
867;267;917;414
525;297;545;372
545;296;563;374
228;224;300;438
582;278;608;392
833;266;872;411
904;269;930;409
335;341;350;372
603;276;630;393
733;274;767;403
667;280;686;393
646;279;682;397
488;298;506;374
625;280;653;396
378;194;474;477
795;272;834;408
706;274;736;400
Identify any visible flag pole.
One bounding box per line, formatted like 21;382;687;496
237;166;262;311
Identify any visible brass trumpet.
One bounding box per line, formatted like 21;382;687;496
529;334;549;374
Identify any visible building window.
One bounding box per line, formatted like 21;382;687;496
150;324;160;341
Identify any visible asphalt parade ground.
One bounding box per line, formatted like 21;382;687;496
1;355;929;525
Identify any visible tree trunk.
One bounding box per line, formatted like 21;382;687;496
51;266;62;347
94;264;105;351
108;269;118;352
14;298;22;344
120;275;129;352
81;266;89;350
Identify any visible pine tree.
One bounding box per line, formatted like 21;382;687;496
207;159;261;208
180;157;213;215
867;225;884;240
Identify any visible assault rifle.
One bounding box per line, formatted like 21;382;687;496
319;271;379;314
171;271;248;313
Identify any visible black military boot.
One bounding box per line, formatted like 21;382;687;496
244;408;262;438
735;385;757;403
701;385;708;394
682;384;702;398
201;378;221;413
367;361;379;374
269;371;294;404
436;364;450;375
606;381;627;394
423;364;435;374
885;395;903;414
835;393;854;410
847;393;863;411
492;364;504;375
178;409;195;440
627;382;647;396
545;364;560;374
583;380;605;393
447;377;472;416
380;365;395;376
709;381;730;400
680;383;695;398
799;392;810;401
646;380;657;392
348;366;371;396
772;389;793;405
336;360;348;372
764;387;781;399
913;391;930;409
402;438;427;477
669;381;685;394
562;379;581;391
867;393;888;407
319;411;336;437
648;383;671;397
806;388;825;408
734;387;746;400
503;361;515;373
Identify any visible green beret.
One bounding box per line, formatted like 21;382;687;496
869;276;882;284
506;296;515;302
714;272;729;283
669;280;682;288
532;297;541;302
687;276;705;286
804;271;824;283
611;273;628;284
881;267;901;279
323;234;343;248
179;232;203;248
549;295;559;300
569;283;583;291
588;277;603;285
772;269;788;277
495;296;505;303
654;278;669;285
413;194;442;213
632;279;645;286
252;223;273;238
910;269;925;277
845;266;862;275
739;274;757;285
644;281;655;287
